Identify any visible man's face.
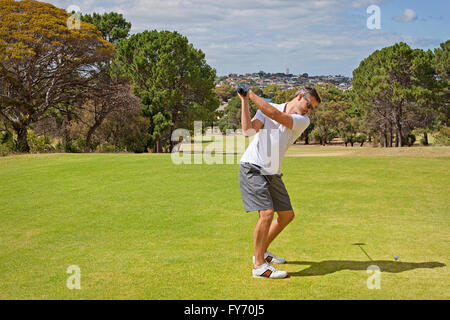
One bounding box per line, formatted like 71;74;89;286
299;94;319;115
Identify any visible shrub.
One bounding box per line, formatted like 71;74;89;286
27;130;54;153
434;127;450;146
96;143;119;153
0;142;12;156
218;118;239;135
63;138;86;153
0;132;16;156
356;134;367;147
403;133;416;147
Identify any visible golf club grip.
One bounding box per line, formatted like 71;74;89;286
237;85;248;97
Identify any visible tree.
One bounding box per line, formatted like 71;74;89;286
0;0;114;152
310;84;349;146
218;96;241;133
81;84;140;151
217;96;259;134
112;30;219;153
433;40;450;126
352;42;440;147
81;12;131;44
73;11;134;152
407;48;441;145
298;121;315;145
272;88;297;104
434;40;450;82
310;100;346;145
262;84;281;99
98;101;151;153
250;86;263;97
332;88;367;147
215;84;235;102
339;117;360;147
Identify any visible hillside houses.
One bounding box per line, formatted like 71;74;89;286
215;72;352;90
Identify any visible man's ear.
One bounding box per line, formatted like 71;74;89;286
297;93;303;101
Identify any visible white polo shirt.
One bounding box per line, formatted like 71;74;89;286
240;103;310;175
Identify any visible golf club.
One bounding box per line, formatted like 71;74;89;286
237;84;249;97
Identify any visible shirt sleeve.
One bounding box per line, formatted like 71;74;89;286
253;110;266;125
291;114;310;132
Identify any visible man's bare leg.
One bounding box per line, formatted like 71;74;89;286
254;209;275;266
264;210;295;252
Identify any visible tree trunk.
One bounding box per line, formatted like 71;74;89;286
156;139;161;153
423;132;429;146
395;106;403;147
85;122;101;152
396;128;403;147
304;135;309;145
14;125;30;153
63;111;73;144
388;125;393;147
169;125;175;153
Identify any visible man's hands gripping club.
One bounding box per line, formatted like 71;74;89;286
237;85;263;137
237;85;295;133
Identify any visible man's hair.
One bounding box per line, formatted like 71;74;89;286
295;87;321;105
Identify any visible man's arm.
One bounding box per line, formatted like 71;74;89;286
248;90;294;129
239;93;264;137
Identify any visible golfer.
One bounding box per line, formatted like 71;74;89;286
238;87;321;279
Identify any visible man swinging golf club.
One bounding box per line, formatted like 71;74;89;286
237;85;321;279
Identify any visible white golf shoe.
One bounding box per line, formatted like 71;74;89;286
252;262;288;279
252;251;286;265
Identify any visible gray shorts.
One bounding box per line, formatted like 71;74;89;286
239;162;293;213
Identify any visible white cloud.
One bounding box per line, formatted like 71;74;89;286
43;1;439;76
393;8;418;22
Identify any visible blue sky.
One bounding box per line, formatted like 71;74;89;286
48;0;449;77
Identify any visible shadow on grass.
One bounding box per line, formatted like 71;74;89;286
287;260;446;277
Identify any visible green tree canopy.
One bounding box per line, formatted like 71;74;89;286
433;40;450;126
352;42;439;147
215;84;235;102
112;30;219;152
81;12;131;45
218;96;258;134
262;84;281;99
272;88;298;104
0;0;114;152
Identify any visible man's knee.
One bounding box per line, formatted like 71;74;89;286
279;210;295;223
259;209;274;222
288;211;295;222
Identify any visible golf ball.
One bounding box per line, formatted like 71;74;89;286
394;255;399;261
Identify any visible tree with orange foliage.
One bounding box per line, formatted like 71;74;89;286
0;0;114;152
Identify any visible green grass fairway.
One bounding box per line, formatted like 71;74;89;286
0;150;449;299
